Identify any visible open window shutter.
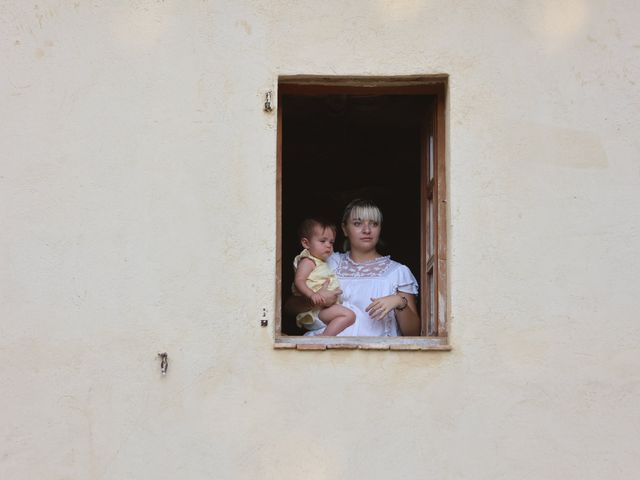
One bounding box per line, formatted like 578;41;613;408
421;95;447;337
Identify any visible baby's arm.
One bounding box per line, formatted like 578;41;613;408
293;258;325;306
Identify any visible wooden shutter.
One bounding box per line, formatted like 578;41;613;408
421;93;447;337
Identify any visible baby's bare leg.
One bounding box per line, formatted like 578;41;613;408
318;305;356;336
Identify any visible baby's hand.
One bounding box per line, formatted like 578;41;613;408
310;292;325;306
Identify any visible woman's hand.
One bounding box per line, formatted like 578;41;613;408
366;294;404;321
310;292;325;306
317;279;341;307
283;280;341;315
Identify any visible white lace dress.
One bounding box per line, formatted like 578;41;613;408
304;252;419;337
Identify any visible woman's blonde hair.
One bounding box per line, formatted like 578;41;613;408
341;199;383;251
341;199;383;226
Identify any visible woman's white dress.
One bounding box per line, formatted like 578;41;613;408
304;252;419;337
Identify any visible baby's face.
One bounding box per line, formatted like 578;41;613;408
304;226;336;261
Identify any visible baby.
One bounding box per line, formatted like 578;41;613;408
293;218;355;336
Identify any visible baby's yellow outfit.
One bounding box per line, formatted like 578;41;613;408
293;249;341;328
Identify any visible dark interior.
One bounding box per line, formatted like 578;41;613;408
281;93;433;335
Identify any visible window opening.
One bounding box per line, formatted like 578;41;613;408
276;77;448;350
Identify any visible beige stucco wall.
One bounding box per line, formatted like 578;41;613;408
2;1;639;478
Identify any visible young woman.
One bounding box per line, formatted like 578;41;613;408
285;199;420;336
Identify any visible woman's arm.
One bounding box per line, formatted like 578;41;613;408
283;294;313;316
284;279;342;316
394;293;420;336
365;293;420;336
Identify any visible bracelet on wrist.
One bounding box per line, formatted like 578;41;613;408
395;294;408;311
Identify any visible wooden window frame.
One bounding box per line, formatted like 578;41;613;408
275;75;450;351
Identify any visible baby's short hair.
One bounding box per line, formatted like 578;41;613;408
298;218;336;241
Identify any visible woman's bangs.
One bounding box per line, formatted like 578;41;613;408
349;205;383;224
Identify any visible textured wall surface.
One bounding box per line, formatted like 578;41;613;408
2;1;639;479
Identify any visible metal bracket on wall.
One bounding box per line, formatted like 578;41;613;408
264;91;273;112
157;352;168;375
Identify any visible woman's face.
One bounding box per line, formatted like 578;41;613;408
343;216;381;253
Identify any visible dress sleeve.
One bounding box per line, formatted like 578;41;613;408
293;249;317;269
395;265;419;295
326;252;342;272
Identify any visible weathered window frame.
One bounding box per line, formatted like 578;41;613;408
275;75;450;351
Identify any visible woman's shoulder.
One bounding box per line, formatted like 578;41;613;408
326;252;344;270
386;259;419;294
329;252;345;260
387;258;411;271
383;258;412;276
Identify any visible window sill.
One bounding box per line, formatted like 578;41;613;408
274;336;451;351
